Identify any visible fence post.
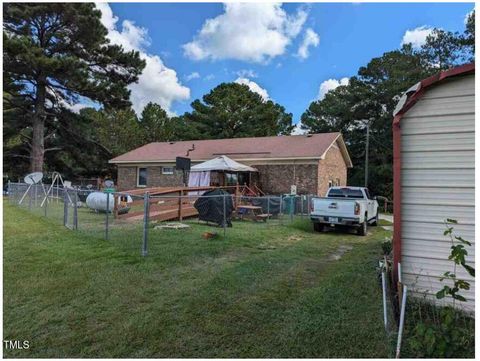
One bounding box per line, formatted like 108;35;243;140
28;185;32;211
142;192;150;256
279;196;283;225
73;189;78;230
44;191;48;217
223;193;227;238
63;189;68;227
105;192;110;240
267;195;270;221
300;195;304;218
290;196;294;222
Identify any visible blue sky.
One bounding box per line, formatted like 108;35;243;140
97;2;474;126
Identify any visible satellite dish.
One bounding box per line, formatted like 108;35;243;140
104;179;114;188
24;172;43;185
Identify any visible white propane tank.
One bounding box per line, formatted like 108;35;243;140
86;192;115;212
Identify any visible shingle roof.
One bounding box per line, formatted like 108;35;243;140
109;132;352;167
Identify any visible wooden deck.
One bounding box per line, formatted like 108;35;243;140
115;185;255;223
114;184;264;223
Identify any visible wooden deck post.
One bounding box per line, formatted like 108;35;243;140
234;184;240;209
179;189;183;221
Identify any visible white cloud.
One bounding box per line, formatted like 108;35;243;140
204;74;215;81
95;2;190;115
464;9;474;24
291;122;307;135
185;72;200;81
401;26;434;49
297;28;319;59
236;69;258;78
235;77;269;101
183;3;308;63
317;77;349;100
67;103;89;113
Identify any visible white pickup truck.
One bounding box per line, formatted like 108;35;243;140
310;186;379;236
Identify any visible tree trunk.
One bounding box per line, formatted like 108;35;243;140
31;78;46;172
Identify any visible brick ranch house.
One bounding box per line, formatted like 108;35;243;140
109;132;352;196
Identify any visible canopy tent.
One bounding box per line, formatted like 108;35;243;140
188;155;257;194
190;155;257;172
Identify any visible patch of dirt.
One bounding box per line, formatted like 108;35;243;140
328;245;353;261
257;234;304;250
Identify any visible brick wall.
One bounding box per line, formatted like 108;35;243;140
252;164;318;195
117;166;137;191
116;165;184;191
317;141;348;196
147;166;184;187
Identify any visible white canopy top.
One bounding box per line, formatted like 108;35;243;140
190;155;257;172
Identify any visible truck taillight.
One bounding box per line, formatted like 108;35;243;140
354;202;360;215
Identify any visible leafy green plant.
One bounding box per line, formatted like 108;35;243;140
408;306;473;358
405;219;475;358
436;219;475;303
381;237;392;256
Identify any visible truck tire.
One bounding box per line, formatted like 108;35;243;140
357;220;367;236
313;222;324;232
371;211;379;226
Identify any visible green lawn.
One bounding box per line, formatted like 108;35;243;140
4;202;393;358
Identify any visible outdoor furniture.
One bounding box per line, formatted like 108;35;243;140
236;205;271;222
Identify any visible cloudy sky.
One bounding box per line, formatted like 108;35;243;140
94;2;473;124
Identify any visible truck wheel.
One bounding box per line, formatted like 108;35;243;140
357;221;367;236
371;211;379;226
313;223;324;232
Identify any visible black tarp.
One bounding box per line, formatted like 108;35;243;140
194;189;234;227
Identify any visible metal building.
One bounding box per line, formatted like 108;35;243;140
392;63;475;311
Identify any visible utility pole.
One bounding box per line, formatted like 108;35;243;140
364;121;370;188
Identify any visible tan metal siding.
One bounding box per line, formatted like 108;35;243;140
400;74;475;311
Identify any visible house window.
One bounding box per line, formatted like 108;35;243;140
162;167;174;175
137;167;147;187
328;180;333;188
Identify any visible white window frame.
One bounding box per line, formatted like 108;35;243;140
162;166;174;175
137;167;148;187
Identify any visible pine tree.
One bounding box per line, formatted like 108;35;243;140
3;3;145;172
140;102;176;143
183;83;293;139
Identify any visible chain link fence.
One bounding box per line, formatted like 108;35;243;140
7;182;315;257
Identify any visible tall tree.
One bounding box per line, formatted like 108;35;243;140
183;83;293;139
419;29;463;70
81;108;144;159
301;47;434;198
140;102;176;143
418;13;475;70
3;3;145;172
460;10;475;62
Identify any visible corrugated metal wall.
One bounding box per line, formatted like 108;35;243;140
400;74;475;311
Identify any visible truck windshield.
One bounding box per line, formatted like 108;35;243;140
327;188;364;199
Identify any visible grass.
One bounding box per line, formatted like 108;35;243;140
378;218;393;227
4;201;393;358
